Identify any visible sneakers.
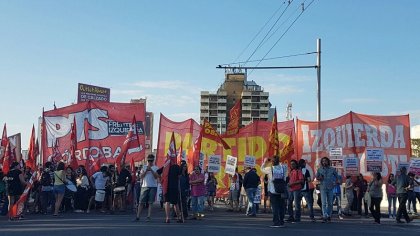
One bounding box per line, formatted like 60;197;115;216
270;224;285;228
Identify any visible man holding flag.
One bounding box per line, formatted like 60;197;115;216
159;132;183;223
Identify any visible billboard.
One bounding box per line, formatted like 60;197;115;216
77;83;110;103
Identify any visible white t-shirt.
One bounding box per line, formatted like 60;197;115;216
414;177;420;193
141;165;159;188
92;172;108;190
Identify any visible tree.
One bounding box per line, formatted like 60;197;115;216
412;139;420;157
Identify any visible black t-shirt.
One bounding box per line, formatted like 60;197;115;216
7;169;24;196
116;169;132;187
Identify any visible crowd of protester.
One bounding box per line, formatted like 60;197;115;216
1;154;419;228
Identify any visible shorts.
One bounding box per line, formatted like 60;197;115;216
54;184;66;194
229;190;240;201
140;187;157;204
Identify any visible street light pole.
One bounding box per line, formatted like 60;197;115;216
316;38;321;123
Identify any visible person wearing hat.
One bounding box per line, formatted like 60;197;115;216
134;154;159;222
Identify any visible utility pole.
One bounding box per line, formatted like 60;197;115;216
316;38;321;123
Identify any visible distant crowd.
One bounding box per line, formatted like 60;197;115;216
1;155;419;228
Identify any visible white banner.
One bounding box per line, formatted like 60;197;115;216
225;155;237;176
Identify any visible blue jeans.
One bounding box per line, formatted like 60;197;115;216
407;191;417;213
301;190;314;218
333;192;342;215
245;188;257;215
191;195;205;214
288;190;302;220
388;195;396;216
320;189;334;218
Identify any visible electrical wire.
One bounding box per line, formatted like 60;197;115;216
219;51;317;66
243;0;295;67
232;2;287;64
248;0;316;76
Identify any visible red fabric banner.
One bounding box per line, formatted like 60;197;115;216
157;115;295;196
42;101;146;167
26;125;36;170
226;99;241;136
296;112;411;179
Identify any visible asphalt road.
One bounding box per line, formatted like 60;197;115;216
1;204;419;236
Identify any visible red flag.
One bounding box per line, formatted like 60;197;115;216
27;125;36;170
226;99;241;136
268;108;280;158
69;117;79;170
177;140;183;165
115;116;142;173
2;141;11;174
9;172;37;218
130;156;136;184
202;119;230;150
188;127;203;173
0;123;7;162
161;132;177;196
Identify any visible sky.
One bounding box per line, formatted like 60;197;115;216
1;0;420;149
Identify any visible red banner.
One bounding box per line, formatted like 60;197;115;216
296;112;411;179
155;114;201;167
42;101;146;166
226;99;241;136
157;115;295;196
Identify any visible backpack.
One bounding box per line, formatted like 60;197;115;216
271;166;287;194
41;171;52;186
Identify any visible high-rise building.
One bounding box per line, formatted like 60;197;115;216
200;71;271;133
130;98;153;158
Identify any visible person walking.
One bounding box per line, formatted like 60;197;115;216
53;162;67;217
316;157;339;223
368;172;383;224
393;166;411;223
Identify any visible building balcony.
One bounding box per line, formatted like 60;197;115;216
201;105;209;110
242;113;251;118
242;99;251;104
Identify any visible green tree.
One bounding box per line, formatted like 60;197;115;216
412;139;420;157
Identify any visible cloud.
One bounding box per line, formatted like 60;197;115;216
341;98;379;104
411;125;420;139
